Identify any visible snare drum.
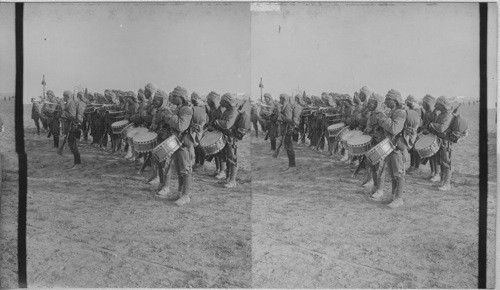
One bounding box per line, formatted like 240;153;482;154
347;135;373;156
414;134;440;158
133;132;158;153
199;131;226;156
152;135;182;162
126;127;149;143
365;138;395;165
327;123;346;138
111;120;129;135
340;130;363;146
121;123;135;139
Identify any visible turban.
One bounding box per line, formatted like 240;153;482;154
406;95;417;104
125;91;137;102
311;95;324;107
170;86;188;100
341;94;353;104
303;95;311;104
191;91;201;101
359;86;372;101
46;90;55;99
63;91;73;100
385;89;402;104
145;83;157;93
137;89;145;101
422;94;436;107
207;91;220;103
154;89;169;108
368;92;385;111
436;96;453;111
263;93;272;99
221;93;237;107
353;93;361;105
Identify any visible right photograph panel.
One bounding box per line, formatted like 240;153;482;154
250;3;496;288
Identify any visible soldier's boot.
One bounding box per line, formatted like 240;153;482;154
433;165;445;187
362;166;373;187
388;177;404;208
57;137;65;156
175;174;192;205
280;151;297;172
270;139;276;151
215;162;227;180
438;168;452;191
124;143;133;159
224;165;238;188
370;175;385;201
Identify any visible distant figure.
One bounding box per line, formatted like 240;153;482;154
31;98;41;135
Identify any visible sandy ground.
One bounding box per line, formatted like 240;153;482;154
0;99;19;288
0;101;497;288
251;104;496;288
18;104;252;287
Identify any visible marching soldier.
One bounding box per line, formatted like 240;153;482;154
41;90;62;148
371;89;413;208
60;91;86;170
206;91;226;178
214;93;240;188
420;94;441;182
157;86;194;205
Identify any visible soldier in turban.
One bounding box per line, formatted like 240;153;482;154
370;89;408;208
420;94;441;181
155;86;194;205
428;96;455;191
41;90;62;148
205;91;227;178
213;93;240;188
191;92;208;172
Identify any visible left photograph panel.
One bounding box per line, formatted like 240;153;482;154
22;3;252;287
0;3;19;288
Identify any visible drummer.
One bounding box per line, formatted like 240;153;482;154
206;91;226;179
214;93;240;188
364;92;386;190
191;92;208;172
371;89;407;209
122;91;139;159
339;94;355;163
405;95;424;175
428;96;455;191
149;90;173;193
320;93;337;156
420;94;441;182
156;86;194;205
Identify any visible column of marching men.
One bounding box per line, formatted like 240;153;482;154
250;86;468;209
30;83;251;206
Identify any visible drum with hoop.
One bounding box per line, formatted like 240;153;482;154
121;123;135;139
126;127;149;143
111;120;129;135
324;113;341;123
347;135;373;156
199;131;226;156
365;138;395;165
301;108;312;117
327;123;346;138
107;110;125;118
133;132;158;153
414;134;440;158
152;135;182;162
340;130;363;146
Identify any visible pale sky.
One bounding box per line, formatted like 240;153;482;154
251;3;497;107
0;3;497;107
18;3;251;103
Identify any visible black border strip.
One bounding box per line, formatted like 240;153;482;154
15;2;27;288
478;2;488;289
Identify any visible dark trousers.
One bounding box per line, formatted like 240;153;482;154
194;146;205;166
252;120;259;137
68;130;81;164
284;134;296;167
33;117;40;135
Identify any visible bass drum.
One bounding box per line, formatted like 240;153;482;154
199;131;226;156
